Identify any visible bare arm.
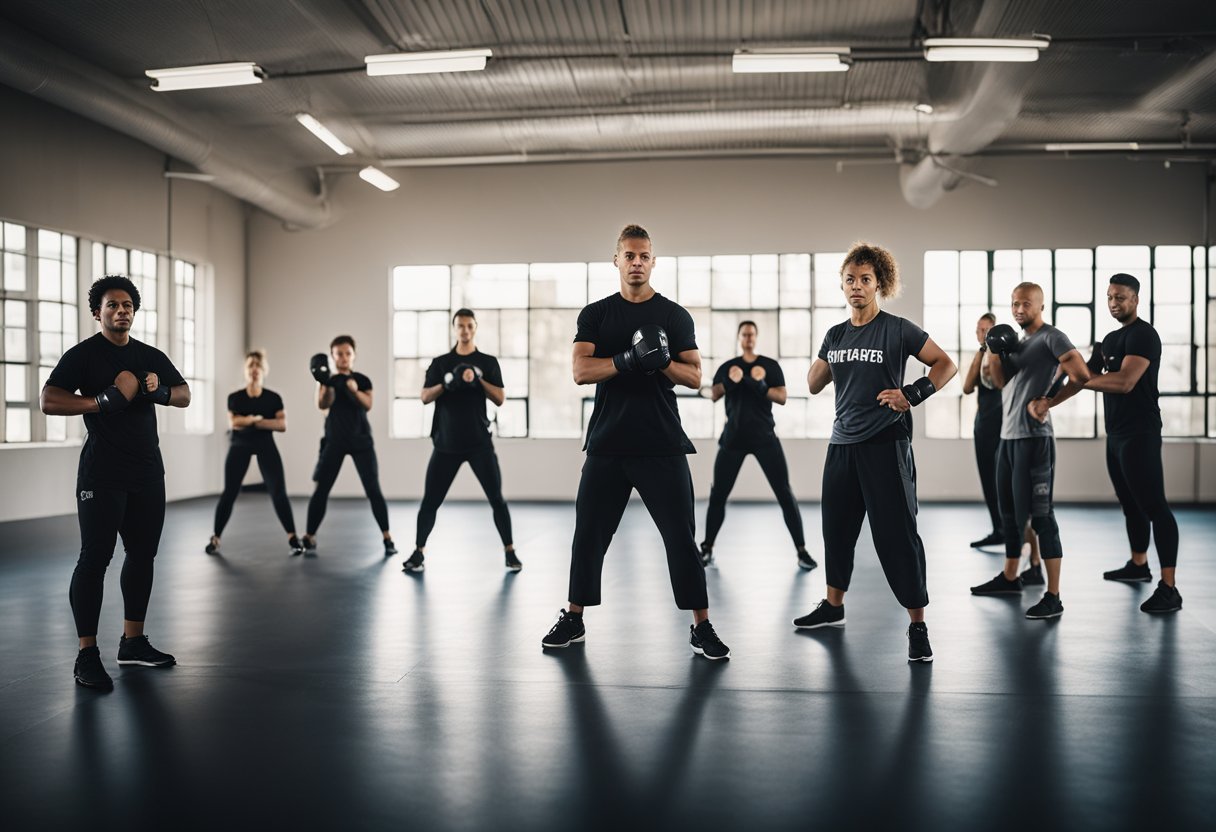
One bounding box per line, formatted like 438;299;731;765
167;383;191;408
420;383;444;405
962;348;985;395
481;379;505;407
661;349;701;390
807;359;832;395
1084;354;1149;395
317;383;335;410
988;353;1010;389
1028;349;1093;419
919;337;958;391
572;341;618;385
767;386;788;405
257;409;287;432
709;383;726;402
40;370;139;415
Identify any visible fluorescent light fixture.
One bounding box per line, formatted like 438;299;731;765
358;166;400;192
163;171;216;182
1045;142;1140;152
732;48;851;73
295;114;353;156
923;38;1049;62
365;48;492;76
146;62;264;91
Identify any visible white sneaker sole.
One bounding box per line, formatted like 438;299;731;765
1025;610;1063;620
541;634;585;649
116;659;175;667
908;655;934;662
403;564;425;573
792;618;846;629
691;645;731;660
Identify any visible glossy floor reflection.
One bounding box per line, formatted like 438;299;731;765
1;498;1213;831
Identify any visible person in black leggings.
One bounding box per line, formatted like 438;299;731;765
700;320;813;570
402;308;518;573
962;313;1003;547
302;335;396;556
207;350;301;556
41;275;191;690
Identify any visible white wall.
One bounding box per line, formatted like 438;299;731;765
248;154;1215;503
0;88;247;522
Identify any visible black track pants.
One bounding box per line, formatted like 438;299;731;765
820;440;929;609
71;480;166;637
213;443;296;536
1106;433;1178;569
974;418;1002;533
996;436;1062;560
703;439;805;549
568;455;708;610
415;448;513;547
306;442;390;535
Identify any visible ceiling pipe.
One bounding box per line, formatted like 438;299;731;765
0;20;331;230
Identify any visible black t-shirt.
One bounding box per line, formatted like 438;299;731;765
1095;318;1162;436
44;333;185;489
423;349;504;453
714;355;785;449
575;292;697;456
324;371;373;449
228;388;284;449
818;311;929;445
975;361;1002;430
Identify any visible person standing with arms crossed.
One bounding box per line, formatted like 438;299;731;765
541;224;731;660
41;276;191;690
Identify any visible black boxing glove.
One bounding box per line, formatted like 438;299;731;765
984;324;1021;377
95;386;130;414
310;353;331;384
613;324;671;375
137;372;172;405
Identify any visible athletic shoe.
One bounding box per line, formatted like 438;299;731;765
505;549;523;572
797;548;818;571
205;537;220;555
288;535;305;556
117;635;177;667
907;622;933;662
970;531;1004;548
541;610;585;649
1025;591;1064;620
690;620;731;660
970;573;1023;595
383;538;398;557
302;536;317;554
402;549;425;573
793;599;845;629
1020;563;1045;585
1140;581;1182;614
74;646;113;691
1104;559;1152;583
698;542;714;567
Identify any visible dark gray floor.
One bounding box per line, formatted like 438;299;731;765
1;496;1213;831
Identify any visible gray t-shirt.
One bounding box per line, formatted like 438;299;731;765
1000;323;1076;440
818;311;930;444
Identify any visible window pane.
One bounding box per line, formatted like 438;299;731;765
677;395;713;438
46;414;66;442
5;363;27;401
773;397;806;438
499;310;529;357
38;258;61;300
498;357;528;397
779;254;811;307
751;255;779;308
4;300;26;328
4;329;26;362
924;396;960;439
393;358;428;398
5;406;30;442
393;311;418;357
1054;249;1093;304
1160;345;1191;393
1154;304;1191;345
588;262;618;300
4;222;25;251
494;399;527;438
456;264;528;309
778;309;811;358
780;357;811;397
1160;396;1203;437
812;309;843;354
4;252;25;291
105;245;127;275
806;394;835;438
393;266;450;310
529;262;587;308
529;309;582;438
1051;389;1095;438
924;251;959;306
923;306;959;351
650;255;676;298
418;311;450;357
1054;306;1092;350
38;230;60;259
677;257;711;307
813;252;845;305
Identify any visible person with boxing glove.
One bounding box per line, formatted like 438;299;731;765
793;242;956;664
541;223;732;661
962;313;1005;548
969;282;1090;621
700;320;812;570
39;276;191;691
302;335;397;556
406;308;517;574
206;350;302;558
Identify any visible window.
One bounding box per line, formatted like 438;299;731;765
93;243;159;346
1;222;33;442
391;251;850;440
925;246;1212;438
174;259;210;433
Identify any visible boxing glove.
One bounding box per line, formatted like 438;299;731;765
612;324;671;375
95;385;130;414
309;353;331;384
138;372;172;405
984;324;1021;377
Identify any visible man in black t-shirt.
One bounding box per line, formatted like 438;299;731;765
793;243;956;663
402;308;517;573
541;224;731;660
303;335;396;555
1058;273;1180;613
41;276;191;691
700;320;812;569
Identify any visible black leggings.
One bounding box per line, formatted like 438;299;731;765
71;480;166;637
996;436;1063;560
821;440;928;609
306;441;390;535
569;455;707;610
415;448;513;547
213;442;296;536
973;417;1001;533
1106;433;1178;569
703;440;804;549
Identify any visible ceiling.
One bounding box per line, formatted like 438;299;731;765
1;0;1213;224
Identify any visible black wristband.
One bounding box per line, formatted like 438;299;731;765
612;351;635;374
901;376;937;407
148;384;172;405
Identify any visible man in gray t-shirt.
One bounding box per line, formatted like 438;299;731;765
970;282;1091;621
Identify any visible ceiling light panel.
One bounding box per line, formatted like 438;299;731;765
146;62;265;91
365;49;493;77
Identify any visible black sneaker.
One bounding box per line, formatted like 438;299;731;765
1020;563;1045;585
302;536;317;554
907;622;933;663
402;549;425;573
698;542;714;567
117;635;176;667
1104;559;1152;583
1140;580;1182;614
205;537;220;555
797;548;818;571
74;646;113;691
541;610;585;648
970;573;1023;595
1025;591;1064;620
505;549;523;572
383;538;398;557
288;535;305;556
793;599;845;629
690;620;731;660
970;531;1003;548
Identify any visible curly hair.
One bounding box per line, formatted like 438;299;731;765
88;275;141;314
841;242;900;299
616;224;651;250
